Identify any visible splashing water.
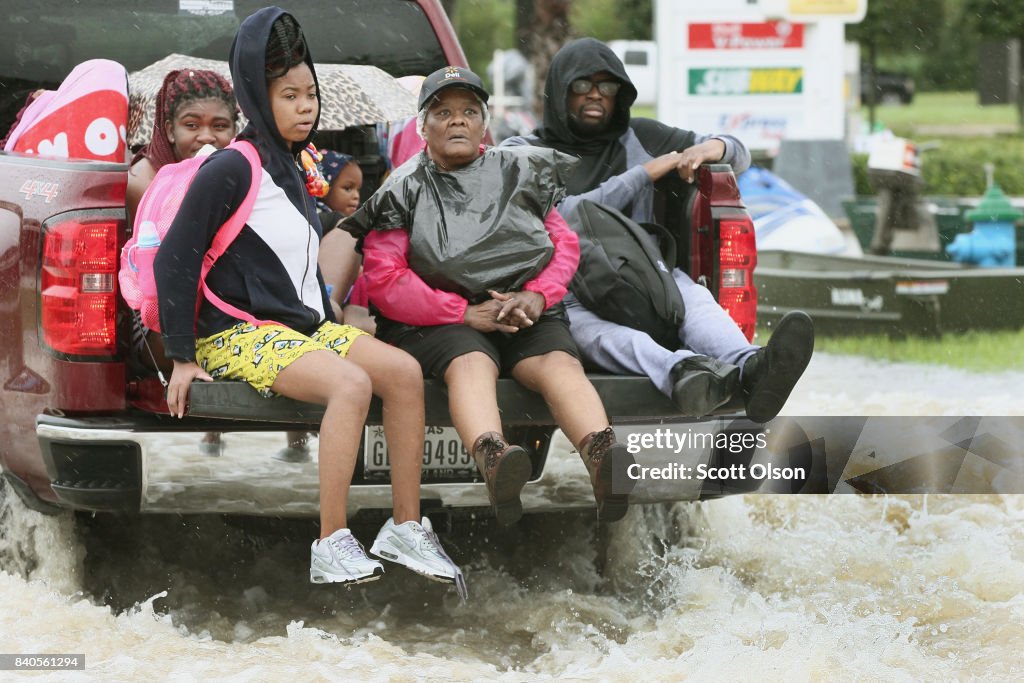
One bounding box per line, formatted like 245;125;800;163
1;354;1022;680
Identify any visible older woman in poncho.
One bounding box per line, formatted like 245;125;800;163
345;66;634;525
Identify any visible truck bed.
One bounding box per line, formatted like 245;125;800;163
187;375;745;426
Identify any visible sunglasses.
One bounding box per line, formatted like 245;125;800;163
569;78;622;97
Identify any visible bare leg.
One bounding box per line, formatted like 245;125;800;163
345;336;425;524
512;351;609;448
446;352;530;525
342;304;376;335
514;351;631;521
443;352;502;446
271;350;372;538
319;229;362;313
144;331;173;374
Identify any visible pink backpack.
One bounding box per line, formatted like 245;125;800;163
119;139;273;332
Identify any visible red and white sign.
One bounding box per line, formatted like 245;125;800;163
658;0;848;153
867;137;921;176
689;21;804;50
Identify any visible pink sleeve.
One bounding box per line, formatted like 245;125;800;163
523;207;580;309
389;120;425;168
347;273;368;307
362;229;468;326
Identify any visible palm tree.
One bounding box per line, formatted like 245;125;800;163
518;0;573;117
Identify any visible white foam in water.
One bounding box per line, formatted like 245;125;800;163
0;481;83;595
781;352;1024;417
1;354;1022;679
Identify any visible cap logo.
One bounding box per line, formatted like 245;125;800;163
443;66;465;81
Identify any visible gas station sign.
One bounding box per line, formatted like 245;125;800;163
655;0;858;154
688;67;804;96
688;22;804;50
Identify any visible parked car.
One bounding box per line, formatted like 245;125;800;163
0;0;761;525
608;40;657;107
861;64;915;105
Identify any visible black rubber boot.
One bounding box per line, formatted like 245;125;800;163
669;355;741;417
742;311;815;423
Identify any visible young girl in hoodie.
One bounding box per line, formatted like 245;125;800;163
153;8;464;597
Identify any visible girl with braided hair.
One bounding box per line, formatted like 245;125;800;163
125;68;238;457
126;68;238;222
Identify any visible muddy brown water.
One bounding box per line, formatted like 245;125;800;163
2;352;1023;681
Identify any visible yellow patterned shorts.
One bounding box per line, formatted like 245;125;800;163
195;321;369;397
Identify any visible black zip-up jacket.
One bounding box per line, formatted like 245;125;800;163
155;6;334;361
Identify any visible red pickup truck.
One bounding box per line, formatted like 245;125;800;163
0;0;760;522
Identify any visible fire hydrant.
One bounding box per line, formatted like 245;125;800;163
946;184;1021;267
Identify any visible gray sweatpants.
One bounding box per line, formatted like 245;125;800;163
566;269;758;396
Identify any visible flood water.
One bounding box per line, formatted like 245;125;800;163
2;352;1023;681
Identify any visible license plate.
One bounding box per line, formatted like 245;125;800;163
363;425;476;480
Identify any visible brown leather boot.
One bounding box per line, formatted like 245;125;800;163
471;431;531;526
579;427;634;523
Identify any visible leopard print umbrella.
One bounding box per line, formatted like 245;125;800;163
128;53;416;148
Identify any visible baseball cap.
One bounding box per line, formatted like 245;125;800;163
417;66;490;111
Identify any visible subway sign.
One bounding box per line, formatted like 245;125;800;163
688;67;804;96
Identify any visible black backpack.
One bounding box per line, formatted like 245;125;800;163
566;200;685;351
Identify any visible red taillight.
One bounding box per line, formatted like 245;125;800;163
40;218;119;356
719;217;757;341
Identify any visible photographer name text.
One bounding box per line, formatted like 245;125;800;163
627;462;805;481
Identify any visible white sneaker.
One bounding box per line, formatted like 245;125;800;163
310;528;384;585
370;517;468;601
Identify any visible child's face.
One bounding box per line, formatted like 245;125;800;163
326;162;363;216
165;97;236;161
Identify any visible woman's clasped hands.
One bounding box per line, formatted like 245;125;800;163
462;290;545;333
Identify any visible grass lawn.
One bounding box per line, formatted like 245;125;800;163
633;105;655;119
860;91;1020;137
809;328;1024;373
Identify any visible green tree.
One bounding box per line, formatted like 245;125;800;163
846;0;944;56
571;0;651;41
452;0;651;113
965;0;1024;38
524;0;573;113
846;0;944;126
965;0;1024;122
451;0;516;73
919;0;978;92
569;0;618;40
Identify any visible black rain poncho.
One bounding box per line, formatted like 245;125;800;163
344;145;577;303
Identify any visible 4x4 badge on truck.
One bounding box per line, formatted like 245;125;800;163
19;179;61;203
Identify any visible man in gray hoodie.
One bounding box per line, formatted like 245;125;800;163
503;38;814;423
